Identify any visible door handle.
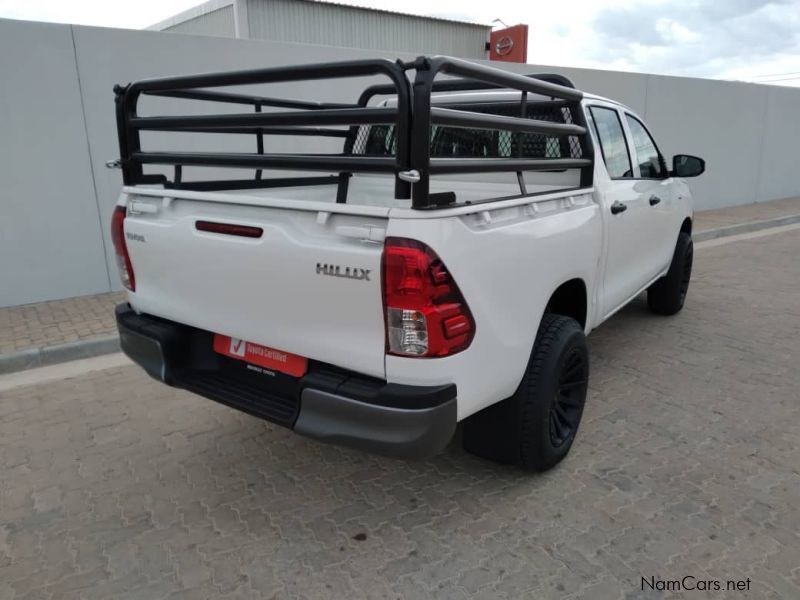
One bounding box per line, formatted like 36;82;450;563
649;195;661;206
610;201;627;215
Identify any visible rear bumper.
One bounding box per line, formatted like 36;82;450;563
116;304;456;458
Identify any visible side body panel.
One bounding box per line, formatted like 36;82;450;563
385;192;603;421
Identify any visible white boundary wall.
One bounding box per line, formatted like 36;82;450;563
1;17;798;307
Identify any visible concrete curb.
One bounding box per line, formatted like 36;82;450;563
1;212;799;376
0;335;120;375
694;213;800;242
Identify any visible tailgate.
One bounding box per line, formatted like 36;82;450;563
122;193;389;379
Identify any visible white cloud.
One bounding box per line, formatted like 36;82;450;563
0;0;202;29
655;19;700;45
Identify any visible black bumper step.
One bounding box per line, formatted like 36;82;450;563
179;368;297;427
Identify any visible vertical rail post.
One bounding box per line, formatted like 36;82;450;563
392;60;412;200
335;172;352;203
516;91;528;195
569;100;594;187
114;84;145;185
255;101;264;180
410;59;434;208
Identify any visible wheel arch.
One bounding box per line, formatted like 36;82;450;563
680;216;692;236
545;278;588;329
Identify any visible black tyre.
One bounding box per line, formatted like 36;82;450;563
462;314;589;472
647;232;693;316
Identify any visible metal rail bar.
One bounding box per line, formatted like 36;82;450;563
516;91;528;195
131;107;398;130
358;75;576;108
144;88;356;110
126;59;407;93
133;151;397;172
255;102;264;181
430;107;586;136
428;158;591;174
429;56;583;102
137;126;350;136
448;99;570;110
166;176;339;191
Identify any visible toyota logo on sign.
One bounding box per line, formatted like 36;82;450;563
495;36;514;56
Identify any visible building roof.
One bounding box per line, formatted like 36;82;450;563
290;0;491;28
148;0;491;31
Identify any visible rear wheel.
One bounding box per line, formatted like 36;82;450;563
647;232;693;315
462;313;589;472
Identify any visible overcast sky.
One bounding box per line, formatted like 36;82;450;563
1;0;798;86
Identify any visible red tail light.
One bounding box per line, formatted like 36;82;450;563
382;237;474;357
111;206;135;291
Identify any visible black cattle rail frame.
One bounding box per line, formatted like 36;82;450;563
113;55;594;209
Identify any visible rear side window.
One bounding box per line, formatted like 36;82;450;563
588;107;632;178
352;102;584;160
625;115;664;178
362;125;397;155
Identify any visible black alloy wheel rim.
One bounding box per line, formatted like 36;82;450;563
550;348;588;447
680;243;693;303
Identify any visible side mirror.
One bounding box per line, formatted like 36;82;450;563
672;154;705;178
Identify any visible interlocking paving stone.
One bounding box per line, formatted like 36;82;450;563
0;230;798;598
0;292;125;355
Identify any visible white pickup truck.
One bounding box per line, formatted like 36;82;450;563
110;56;704;471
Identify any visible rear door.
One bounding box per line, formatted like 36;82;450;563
122;192;389;379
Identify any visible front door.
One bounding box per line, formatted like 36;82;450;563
622;113;680;274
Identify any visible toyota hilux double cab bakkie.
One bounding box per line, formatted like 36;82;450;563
109;55;703;471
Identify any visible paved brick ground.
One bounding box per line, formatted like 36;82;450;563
0;228;798;598
694;196;800;232
0;292;124;355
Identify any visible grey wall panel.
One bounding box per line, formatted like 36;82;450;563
163;5;235;37
504;62;650;115
245;0;488;58
756;86;800;203
0;20;110;307
640;76;768;210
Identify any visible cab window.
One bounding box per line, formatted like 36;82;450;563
625;115;665;178
356;102;579;160
588;107;632;179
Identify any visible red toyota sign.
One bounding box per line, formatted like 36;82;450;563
489;24;528;63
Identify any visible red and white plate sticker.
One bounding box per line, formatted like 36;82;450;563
213;334;307;377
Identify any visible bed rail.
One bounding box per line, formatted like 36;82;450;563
112;55;593;209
